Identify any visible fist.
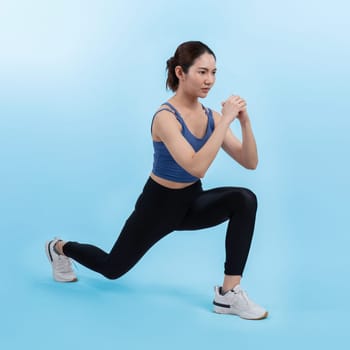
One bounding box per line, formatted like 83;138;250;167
221;95;247;122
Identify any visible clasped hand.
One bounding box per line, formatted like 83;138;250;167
221;95;248;123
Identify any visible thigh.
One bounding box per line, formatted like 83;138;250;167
177;187;248;230
107;183;190;269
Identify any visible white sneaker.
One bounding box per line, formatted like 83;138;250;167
213;285;268;320
45;238;78;282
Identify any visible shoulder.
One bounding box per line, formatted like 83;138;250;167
209;109;222;127
153;106;177;124
152;107;182;140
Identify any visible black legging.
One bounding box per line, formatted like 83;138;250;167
63;177;257;279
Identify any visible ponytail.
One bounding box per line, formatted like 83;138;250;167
166;56;178;91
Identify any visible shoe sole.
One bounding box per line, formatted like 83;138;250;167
214;305;268;320
45;240;78;283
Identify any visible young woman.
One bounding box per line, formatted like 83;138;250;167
45;41;268;320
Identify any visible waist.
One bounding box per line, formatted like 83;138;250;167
147;175;202;195
150;173;197;189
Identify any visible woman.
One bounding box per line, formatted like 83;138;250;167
45;41;268;320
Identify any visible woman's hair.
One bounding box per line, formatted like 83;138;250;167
166;41;216;92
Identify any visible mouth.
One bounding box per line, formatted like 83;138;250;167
201;88;210;93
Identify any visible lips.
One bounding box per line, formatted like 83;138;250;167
201;88;210;93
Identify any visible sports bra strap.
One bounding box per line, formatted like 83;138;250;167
207;108;215;131
161;102;176;112
151;107;176;134
160;102;186;125
151;102;215;134
153;107;174;116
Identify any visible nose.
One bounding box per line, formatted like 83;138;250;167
205;73;215;86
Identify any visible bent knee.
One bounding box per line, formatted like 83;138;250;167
234;188;258;212
102;270;124;280
243;188;257;207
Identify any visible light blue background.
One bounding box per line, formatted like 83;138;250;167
1;0;349;348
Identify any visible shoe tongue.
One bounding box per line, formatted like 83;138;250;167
233;284;242;293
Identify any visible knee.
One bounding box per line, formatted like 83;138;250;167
236;188;258;212
102;270;123;280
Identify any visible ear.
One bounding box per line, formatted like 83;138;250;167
175;65;185;81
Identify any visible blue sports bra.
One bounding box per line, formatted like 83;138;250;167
151;102;215;182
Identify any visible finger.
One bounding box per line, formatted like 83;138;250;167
238;104;246;111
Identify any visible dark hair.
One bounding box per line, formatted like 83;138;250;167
166;41;216;92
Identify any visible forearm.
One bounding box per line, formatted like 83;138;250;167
189;119;231;178
240;117;258;169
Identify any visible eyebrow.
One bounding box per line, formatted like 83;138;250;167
198;67;217;71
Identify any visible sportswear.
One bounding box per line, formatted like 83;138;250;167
213;285;268;320
62;177;257;279
45;238;77;282
152;102;215;182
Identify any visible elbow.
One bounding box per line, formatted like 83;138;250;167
190;169;206;179
245;159;258;170
188;165;207;179
246;164;257;170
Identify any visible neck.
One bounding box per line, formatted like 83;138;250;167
170;90;200;110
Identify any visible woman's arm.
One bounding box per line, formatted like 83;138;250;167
215;108;258;170
152;96;245;178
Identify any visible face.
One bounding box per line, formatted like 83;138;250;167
177;52;216;98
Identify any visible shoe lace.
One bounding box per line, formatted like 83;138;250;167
234;288;251;305
56;255;74;273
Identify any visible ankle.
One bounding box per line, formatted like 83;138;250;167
54;240;65;255
222;275;241;294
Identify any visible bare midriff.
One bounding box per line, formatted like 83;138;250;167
150;172;197;189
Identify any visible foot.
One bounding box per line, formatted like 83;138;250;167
213;285;268;320
45;238;78;282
